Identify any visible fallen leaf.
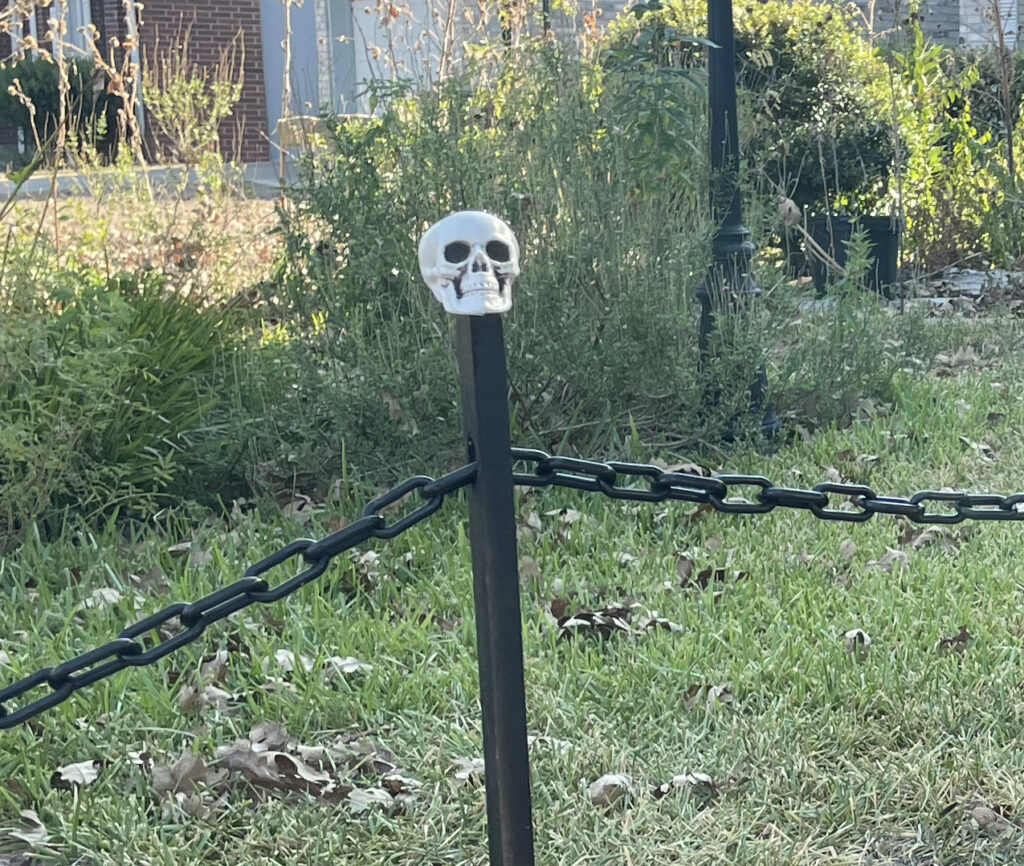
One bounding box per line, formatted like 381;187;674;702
199;650;229;683
682;684;703;710
259;677;297;696
282;496;315;526
653;771;718;799
214;745;330;795
683;567;747;592
839;540;856;562
178;683;238;713
589;773;632;808
970;804;1012;834
453;756;485;788
250;721;294;752
381;773;422;795
268;649;314;674
151;752;220;796
545;507;581;525
188;545;213;569
869;548;909;574
706;683;734;707
844;628;872;663
557;606;632;640
54;759;101;787
960;437;995;460
9;809;47;846
938;625;972;653
167;541;193;558
325;656;373;677
676;554;696;583
82;587;122;609
682;502;715;526
348;786;393;813
380;389;403;421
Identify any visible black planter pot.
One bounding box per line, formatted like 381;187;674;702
808;215;899;299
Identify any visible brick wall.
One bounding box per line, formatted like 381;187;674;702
138;0;269;162
89;0;129;63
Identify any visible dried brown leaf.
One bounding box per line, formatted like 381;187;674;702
970;804;1012;834
9;809;47;846
589;773;632;808
348;786;393;814
199;649;229;683
150;752;219;796
682;684;703;710
869;548;909;574
453;756;485;788
938;625;972;653
250;721;294;752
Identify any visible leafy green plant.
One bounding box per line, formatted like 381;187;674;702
142;23;245;167
0;262;231;549
262;39;762;486
0;56;94;154
606;0;894;215
887;27;997;270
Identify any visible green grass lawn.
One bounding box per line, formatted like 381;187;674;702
3;343;1024;865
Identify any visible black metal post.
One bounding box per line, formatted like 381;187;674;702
699;0;778;436
455;314;536;866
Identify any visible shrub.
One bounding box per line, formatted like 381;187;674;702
607;0;894;215
142;24;246;166
886;31;995;270
0;262;232;550
0;56;94;150
262;40;774;485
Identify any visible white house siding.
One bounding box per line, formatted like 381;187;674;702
348;0;630;109
960;0;1019;47
851;0;961;42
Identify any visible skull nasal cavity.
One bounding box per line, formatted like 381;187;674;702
444;242;471;263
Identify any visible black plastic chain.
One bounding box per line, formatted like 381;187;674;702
5;449;1024;731
0;463;477;731
510;448;1024;524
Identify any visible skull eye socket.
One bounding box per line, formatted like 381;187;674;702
486;240;511;262
444;242;471;263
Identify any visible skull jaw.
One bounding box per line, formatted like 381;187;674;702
431;273;511;316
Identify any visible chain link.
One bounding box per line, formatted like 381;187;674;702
5;447;1024;732
0;464;477;731
511;448;1024;523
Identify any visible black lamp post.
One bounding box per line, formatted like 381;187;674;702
698;0;778;436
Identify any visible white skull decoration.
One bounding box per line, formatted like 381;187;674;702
418;211;520;315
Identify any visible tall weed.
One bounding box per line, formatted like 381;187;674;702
262;41;775;483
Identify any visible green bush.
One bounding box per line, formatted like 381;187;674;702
263;41;773;485
886;31;994;270
606;0;894;215
0;263;232;550
0;57;95;148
